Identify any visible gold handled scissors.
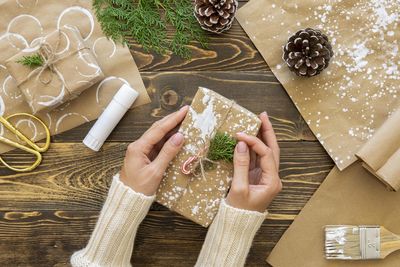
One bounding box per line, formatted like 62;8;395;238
0;113;50;172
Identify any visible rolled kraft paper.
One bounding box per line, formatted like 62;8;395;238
377;149;400;191
356;109;400;191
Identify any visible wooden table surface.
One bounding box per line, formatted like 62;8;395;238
0;2;334;266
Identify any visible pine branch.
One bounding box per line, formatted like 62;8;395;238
16;54;44;68
208;133;237;162
92;0;208;59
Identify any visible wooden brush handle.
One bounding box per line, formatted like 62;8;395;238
380;227;400;259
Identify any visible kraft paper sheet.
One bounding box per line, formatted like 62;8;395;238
356;109;400;191
0;0;150;153
157;87;261;227
237;0;400;170
267;162;400;267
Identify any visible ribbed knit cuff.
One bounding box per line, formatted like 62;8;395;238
71;173;155;267
195;199;267;267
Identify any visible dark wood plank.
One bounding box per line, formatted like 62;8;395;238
0;141;333;266
51;71;315;143
0;141;332;211
130;5;267;72
0;209;290;267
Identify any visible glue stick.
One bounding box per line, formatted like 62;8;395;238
83;84;139;151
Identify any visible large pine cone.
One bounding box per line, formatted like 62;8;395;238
283;28;334;77
194;0;238;34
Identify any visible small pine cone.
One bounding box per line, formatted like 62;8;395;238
194;0;238;34
283;28;334;77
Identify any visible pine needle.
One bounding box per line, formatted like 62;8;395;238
16;54;44;68
208;133;237;162
93;0;209;59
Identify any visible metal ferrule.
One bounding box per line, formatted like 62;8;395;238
359;225;381;259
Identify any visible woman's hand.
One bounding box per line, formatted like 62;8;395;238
226;112;282;212
120;106;189;196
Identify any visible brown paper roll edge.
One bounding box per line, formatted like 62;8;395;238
355;109;400;191
355;109;400;171
376;148;400;191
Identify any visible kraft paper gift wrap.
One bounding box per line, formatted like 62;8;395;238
156;87;261;227
6;25;104;113
356;109;400;191
0;0;150;153
236;0;400;170
267;163;400;267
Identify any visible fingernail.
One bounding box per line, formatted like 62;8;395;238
237;141;248;153
180;105;188;111
171;132;184;146
261;111;267;116
236;132;245;137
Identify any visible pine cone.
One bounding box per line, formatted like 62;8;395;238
283;28;334;77
194;0;238;34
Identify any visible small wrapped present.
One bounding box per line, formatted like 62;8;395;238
5;25;104;113
157;87;261;227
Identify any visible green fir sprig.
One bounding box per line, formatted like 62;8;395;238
16;54;44;68
93;0;208;59
207;133;237;163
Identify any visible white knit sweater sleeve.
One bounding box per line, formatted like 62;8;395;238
71;173;155;267
195;199;268;267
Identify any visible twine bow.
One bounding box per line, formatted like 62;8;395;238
23;28;86;87
181;138;218;180
34;40;62;85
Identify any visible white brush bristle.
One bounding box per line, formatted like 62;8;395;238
325;225;362;260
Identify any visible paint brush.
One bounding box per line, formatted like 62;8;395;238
325;225;400;260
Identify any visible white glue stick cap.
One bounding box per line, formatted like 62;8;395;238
83;84;139;151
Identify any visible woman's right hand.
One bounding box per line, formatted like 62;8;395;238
120;106;188;196
226;112;282;212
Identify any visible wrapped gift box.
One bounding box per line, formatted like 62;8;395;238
5;25;104;113
157;87;261;227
